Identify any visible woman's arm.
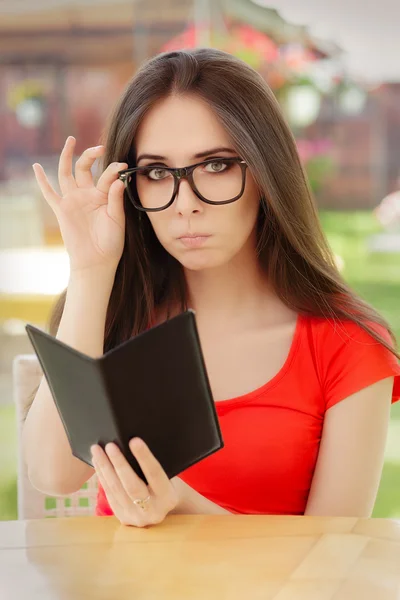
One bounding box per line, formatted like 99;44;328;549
305;377;394;517
22;267;116;496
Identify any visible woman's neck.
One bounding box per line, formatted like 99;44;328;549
183;251;278;333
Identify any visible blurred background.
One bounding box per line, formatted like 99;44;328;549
0;0;399;520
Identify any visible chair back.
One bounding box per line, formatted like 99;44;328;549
12;354;98;519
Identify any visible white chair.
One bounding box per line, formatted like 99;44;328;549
12;354;98;519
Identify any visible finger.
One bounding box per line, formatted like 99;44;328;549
58;136;78;196
129;438;171;497
32;164;61;209
92;454;125;518
105;442;150;502
107;178;126;225
74;145;106;189
96;162;128;197
91;445;132;514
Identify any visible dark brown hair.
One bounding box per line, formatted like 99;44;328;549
48;48;399;363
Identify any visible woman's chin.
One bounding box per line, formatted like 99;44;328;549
176;250;225;271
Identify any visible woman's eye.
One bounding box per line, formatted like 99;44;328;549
205;161;227;173
148;168;168;180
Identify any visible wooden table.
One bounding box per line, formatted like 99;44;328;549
1;515;400;599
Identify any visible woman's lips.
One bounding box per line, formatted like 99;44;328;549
178;235;211;248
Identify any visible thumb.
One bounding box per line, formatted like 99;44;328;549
107;179;126;225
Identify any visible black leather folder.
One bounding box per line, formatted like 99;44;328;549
25;310;223;484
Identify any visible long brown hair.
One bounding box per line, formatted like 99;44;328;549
48;48;399;362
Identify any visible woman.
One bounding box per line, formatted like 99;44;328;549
24;49;400;527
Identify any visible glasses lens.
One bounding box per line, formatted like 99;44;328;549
130;168;175;210
193;160;243;202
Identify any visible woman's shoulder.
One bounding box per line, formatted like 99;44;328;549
304;313;395;348
301;313;400;408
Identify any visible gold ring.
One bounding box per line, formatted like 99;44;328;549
133;495;151;511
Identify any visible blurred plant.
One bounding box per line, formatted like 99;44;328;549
296;139;337;194
161;23;278;70
220;24;279;69
6;79;46;111
160;22;343;102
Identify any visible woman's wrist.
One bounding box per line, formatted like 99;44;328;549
69;264;117;286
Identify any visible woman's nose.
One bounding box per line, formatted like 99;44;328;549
173;179;203;215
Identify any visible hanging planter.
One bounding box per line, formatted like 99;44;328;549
6;79;47;128
280;78;322;127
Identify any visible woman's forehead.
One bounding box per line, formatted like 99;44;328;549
135;95;232;156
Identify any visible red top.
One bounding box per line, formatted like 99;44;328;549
96;315;400;516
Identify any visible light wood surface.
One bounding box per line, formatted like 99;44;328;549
1;515;400;599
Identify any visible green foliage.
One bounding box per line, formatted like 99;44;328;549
306;155;336;194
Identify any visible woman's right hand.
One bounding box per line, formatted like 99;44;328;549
33;136;129;274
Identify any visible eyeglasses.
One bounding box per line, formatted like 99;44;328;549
118;157;248;212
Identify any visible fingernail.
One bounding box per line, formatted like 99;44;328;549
108;445;121;459
131;438;143;451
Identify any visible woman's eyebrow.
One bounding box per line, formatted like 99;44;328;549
136;147;237;163
193;147;237;158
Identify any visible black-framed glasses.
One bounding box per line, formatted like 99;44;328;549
118;157;248;212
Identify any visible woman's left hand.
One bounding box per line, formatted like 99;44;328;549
91;438;180;527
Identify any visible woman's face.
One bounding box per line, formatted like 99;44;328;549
134;94;260;271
